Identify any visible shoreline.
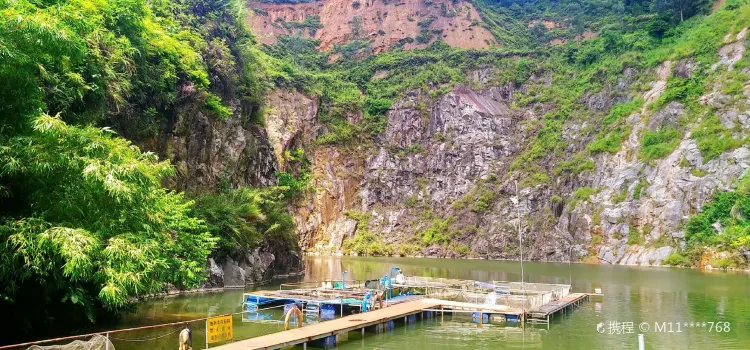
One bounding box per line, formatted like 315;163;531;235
303;252;750;273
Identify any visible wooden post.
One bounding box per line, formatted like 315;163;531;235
477;312;482;328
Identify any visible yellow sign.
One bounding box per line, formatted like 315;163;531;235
206;315;233;344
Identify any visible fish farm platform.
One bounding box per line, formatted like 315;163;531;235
218;296;592;349
225;277;596;349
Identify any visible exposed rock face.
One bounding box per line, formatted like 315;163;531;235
162;86;278;191
247;0;497;54
362;86;515;209
713;27;748;70
295;146;364;252
263;89;320;170
205;241;304;288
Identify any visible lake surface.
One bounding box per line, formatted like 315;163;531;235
106;257;749;349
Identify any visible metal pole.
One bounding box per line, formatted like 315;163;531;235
638;334;645;350
105;333;109;350
205;319;209;349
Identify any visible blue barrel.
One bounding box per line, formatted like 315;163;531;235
472;312;489;324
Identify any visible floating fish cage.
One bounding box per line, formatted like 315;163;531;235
391;276;570;311
241;271;575;328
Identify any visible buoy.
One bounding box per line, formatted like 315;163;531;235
284;306;304;330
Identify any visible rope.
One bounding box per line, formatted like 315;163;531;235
109;327;184;342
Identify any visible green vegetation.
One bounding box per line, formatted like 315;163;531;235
0;114;217;330
603;99;643;125
574;187;598;201
678;174;750;266
555;155;596;175
651;76;705;110
692;114;744;161
0;0;290;339
276;148;313;199
613;188;628;204
627;225;645;245
633;180;648;200
191;187;297;253
685;186;750;248
472;188;496;213
342;232;393;256
342;211;393;256
520;171;551;188
663;252;691;266
639;127;682;160
589;125;632;154
421;217;455;245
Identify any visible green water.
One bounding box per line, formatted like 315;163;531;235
106;257;750;349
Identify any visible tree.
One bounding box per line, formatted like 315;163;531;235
350;15;363;39
652;0;711;22
0;114;215;337
531;21;548;45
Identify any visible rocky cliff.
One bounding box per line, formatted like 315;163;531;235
143;1;750;270
251;23;750;267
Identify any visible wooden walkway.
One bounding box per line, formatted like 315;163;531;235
216;293;594;349
215;299;441;350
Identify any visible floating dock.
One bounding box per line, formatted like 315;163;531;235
224;275;596;349
527;292;591;324
217;294;592;349
217;299;441;350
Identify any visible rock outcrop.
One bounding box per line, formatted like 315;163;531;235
204;241;304;288
247;0;497;54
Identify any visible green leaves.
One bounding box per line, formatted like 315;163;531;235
0;114;215;315
190;187;296;253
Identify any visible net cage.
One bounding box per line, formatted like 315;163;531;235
28;335;114;350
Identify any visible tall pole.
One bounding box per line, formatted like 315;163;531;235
516;181;524;290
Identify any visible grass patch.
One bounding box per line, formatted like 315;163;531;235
627;225;645;245
633;180;647;199
692;114;744;161
588;125;632;154
613;188;628;204
574;186;597;201
639;126;682;160
603;98;643;125
554;154;596;175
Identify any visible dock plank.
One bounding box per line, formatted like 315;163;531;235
529;293;588;317
215;299;441;350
